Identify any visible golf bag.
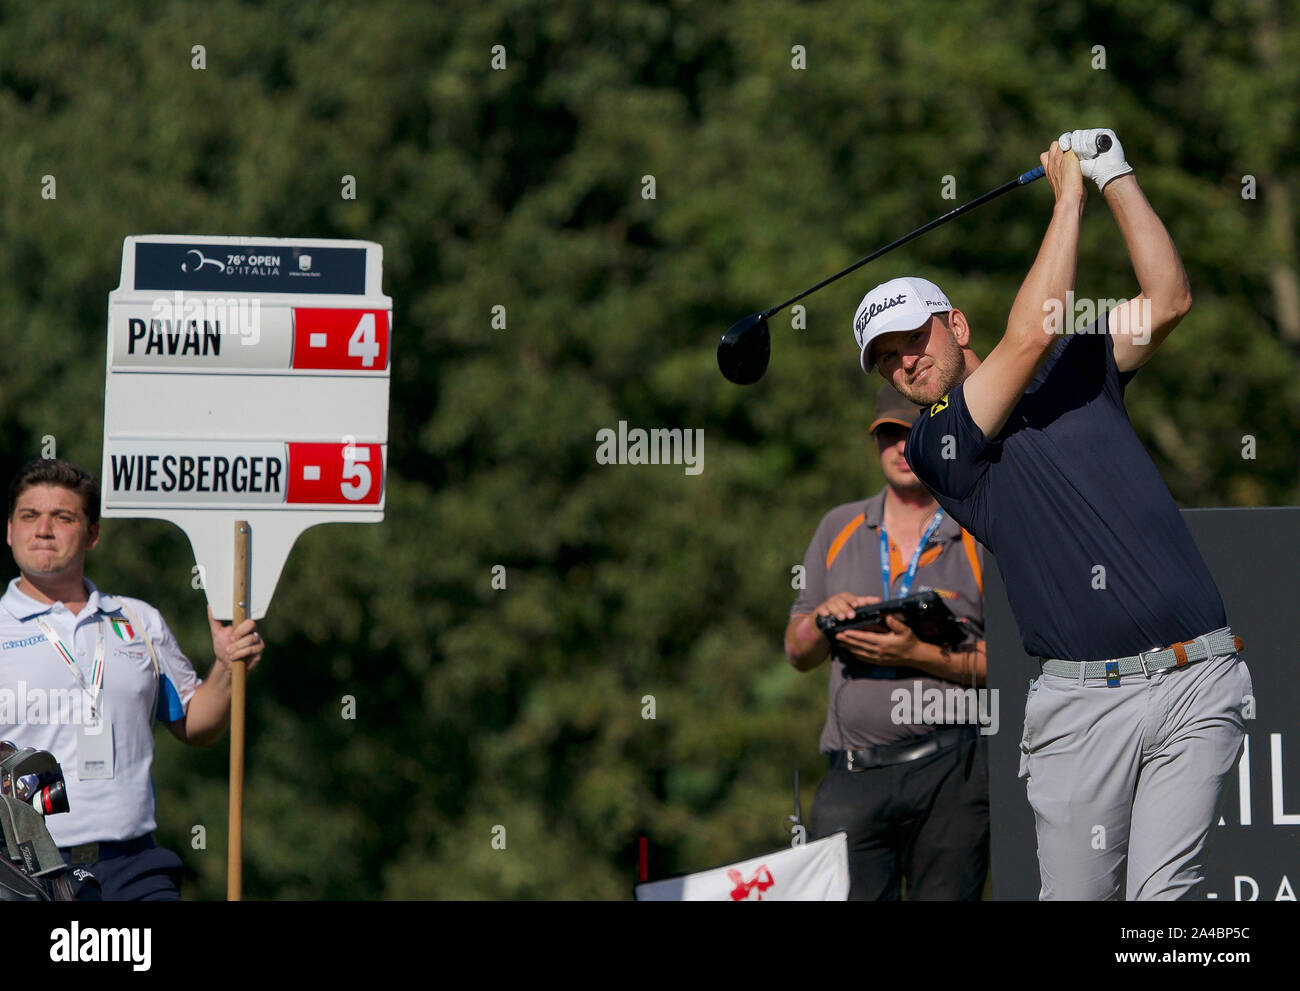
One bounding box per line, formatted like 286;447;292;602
0;745;101;901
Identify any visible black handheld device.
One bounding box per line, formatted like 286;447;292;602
814;590;969;649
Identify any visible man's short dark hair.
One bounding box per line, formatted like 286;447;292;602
7;459;100;525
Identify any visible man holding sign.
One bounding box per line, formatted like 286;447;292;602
0;458;264;900
98;234;390;898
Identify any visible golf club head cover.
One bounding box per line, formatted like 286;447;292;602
1058;128;1133;191
0;795;67;877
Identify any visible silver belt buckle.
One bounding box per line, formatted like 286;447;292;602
1137;646;1168;678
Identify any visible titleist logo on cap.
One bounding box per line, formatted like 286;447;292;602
855;293;908;335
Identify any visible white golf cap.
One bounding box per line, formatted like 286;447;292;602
853;276;952;373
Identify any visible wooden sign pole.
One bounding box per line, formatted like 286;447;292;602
228;520;251;901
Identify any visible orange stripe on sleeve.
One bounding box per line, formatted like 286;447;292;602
960;528;984;596
825;513;866;570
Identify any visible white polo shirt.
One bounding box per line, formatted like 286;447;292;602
0;577;200;847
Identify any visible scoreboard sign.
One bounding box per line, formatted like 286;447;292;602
101;235;391;620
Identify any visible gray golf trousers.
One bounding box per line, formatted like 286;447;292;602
1018;639;1252;900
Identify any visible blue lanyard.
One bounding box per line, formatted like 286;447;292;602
879;509;945;597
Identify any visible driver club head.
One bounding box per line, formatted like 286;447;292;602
717;312;771;385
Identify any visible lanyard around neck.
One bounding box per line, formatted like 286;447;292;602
879;509;945;598
33;614;107;716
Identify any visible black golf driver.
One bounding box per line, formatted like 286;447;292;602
716;138;1108;385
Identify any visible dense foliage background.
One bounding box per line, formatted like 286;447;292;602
0;0;1294;898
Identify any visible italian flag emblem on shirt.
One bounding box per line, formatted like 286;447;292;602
109;616;134;641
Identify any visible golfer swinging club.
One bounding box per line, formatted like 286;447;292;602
853;129;1252;900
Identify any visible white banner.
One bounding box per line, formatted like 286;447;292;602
634;832;848;901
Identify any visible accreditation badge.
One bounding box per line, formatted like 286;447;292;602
78;698;114;780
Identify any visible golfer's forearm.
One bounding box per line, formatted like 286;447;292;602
1104;175;1192;320
180;674;233;746
785;615;829;671
1006;198;1084;351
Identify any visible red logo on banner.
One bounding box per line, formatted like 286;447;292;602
727;866;775;901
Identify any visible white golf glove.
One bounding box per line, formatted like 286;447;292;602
1057;128;1133;192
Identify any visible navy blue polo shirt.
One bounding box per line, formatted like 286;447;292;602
905;321;1225;661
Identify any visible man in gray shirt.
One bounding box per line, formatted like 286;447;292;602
785;383;989;899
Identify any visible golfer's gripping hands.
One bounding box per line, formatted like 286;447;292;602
1058;128;1133;192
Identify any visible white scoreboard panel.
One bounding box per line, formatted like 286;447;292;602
101;235;392;619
